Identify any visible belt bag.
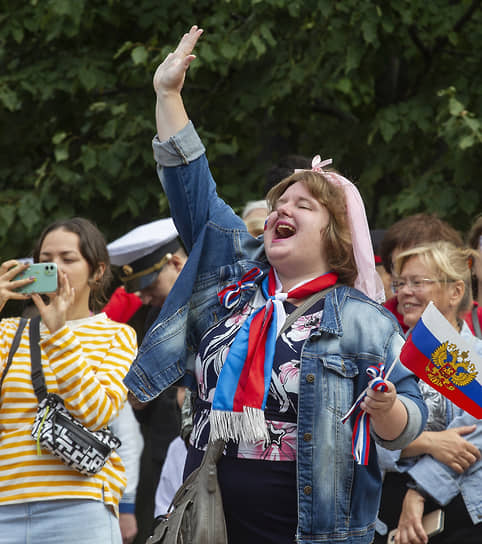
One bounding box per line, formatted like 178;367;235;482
147;437;227;544
32;392;121;476
27;316;121;476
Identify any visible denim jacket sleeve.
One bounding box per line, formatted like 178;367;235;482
373;330;427;451
124;122;265;401
152;121;247;252
152;120;205;166
407;411;482;512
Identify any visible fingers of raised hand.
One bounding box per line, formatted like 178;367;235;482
153;26;203;94
175;25;203;58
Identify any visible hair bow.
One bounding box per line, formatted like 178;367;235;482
311;155;333;172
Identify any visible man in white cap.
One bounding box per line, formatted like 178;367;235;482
106;218;187;544
108;217;187;308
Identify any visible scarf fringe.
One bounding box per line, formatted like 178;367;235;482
210;407;270;445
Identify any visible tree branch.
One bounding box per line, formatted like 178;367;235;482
312;99;359;123
406;0;481;98
434;0;482;53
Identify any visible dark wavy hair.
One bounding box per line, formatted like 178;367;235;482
380;213;463;274
32;217;112;313
266;170;357;287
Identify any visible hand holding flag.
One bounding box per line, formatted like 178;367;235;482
341;363;395;465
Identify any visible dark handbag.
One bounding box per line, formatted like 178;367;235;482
147;438;227;544
28;316;121;476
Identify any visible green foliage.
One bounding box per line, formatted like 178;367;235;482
0;0;481;258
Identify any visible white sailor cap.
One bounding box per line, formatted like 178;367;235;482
107;218;180;292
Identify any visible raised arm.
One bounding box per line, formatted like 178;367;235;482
153;26;203;141
150;26;248;253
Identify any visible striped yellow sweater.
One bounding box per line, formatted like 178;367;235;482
0;313;137;515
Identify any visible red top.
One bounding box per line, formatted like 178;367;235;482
103;286;143;324
383;296;409;334
463;301;482;337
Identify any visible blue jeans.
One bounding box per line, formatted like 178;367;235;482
0;499;122;544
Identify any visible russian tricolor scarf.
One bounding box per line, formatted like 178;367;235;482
211;267;338;443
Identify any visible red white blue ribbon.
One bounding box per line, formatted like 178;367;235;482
217;267;264;309
341;364;388;465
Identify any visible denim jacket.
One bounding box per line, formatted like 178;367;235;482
124;122;427;543
377;323;482;526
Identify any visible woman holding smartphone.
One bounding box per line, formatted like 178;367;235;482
0;217;137;544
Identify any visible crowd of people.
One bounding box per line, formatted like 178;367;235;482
0;24;481;544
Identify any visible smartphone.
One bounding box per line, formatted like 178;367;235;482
387;508;444;543
422;509;445;537
14;262;58;294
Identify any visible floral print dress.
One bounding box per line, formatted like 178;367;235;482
189;296;326;460
183;295;326;544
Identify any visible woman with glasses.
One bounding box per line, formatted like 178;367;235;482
375;241;482;544
379;214;464;335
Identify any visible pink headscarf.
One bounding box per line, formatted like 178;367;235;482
298;156;385;304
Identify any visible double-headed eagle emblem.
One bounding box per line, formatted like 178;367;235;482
427;341;478;390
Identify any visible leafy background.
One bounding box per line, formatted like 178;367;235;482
1;0;481;259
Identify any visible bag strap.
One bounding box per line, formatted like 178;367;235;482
472;304;482;339
203;437;226;466
0;317;28;393
29;315;48;401
278;284;338;338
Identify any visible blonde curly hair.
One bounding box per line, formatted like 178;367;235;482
393;241;477;315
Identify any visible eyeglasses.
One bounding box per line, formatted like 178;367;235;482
390;277;444;294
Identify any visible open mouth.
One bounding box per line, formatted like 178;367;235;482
401;303;420;312
275;222;296;239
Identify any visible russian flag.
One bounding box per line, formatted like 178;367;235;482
400;301;482;419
